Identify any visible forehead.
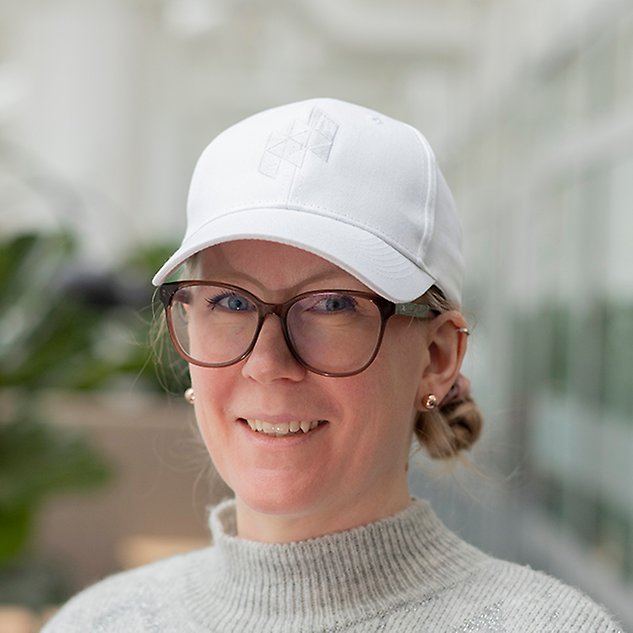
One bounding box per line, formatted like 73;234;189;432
194;240;368;294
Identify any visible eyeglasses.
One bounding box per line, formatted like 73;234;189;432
158;281;437;377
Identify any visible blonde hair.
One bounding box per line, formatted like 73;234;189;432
413;287;483;459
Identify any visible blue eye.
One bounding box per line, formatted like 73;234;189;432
206;292;255;312
311;294;358;313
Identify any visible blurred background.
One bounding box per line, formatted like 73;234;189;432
0;0;632;629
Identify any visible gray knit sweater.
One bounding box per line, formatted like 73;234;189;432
42;498;622;632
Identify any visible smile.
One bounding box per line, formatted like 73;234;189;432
243;419;326;437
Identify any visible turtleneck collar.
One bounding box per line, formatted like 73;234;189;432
182;497;487;631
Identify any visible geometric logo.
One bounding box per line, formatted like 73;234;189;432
258;107;339;178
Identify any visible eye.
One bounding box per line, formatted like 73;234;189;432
309;294;358;314
205;291;255;312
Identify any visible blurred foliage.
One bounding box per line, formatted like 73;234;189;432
0;232;187;607
0;232;189;394
0;407;111;563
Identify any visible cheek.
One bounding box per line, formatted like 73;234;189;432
329;370;418;489
339;338;426;437
188;366;250;493
189;366;232;443
379;326;429;403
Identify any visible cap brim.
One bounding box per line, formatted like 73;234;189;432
152;207;435;303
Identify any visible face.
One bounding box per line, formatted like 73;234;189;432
187;240;434;541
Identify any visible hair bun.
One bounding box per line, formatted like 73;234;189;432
415;398;483;460
443;399;482;453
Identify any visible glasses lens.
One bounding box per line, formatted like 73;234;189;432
169;284;259;365
287;293;382;375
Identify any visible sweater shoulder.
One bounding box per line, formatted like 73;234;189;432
41;547;213;633
453;557;624;632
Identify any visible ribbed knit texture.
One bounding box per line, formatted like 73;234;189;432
42;498;623;632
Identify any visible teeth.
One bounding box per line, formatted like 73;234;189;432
246;419;323;437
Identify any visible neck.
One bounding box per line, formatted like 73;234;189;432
234;486;412;543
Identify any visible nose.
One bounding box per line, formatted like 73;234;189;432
241;314;307;383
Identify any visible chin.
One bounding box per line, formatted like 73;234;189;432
233;472;331;520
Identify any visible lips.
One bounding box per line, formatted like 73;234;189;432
240;418;326;437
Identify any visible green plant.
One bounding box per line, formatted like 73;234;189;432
0;232;185;607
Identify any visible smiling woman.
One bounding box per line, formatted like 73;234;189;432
42;99;622;632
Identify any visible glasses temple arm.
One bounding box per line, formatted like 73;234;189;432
394;303;434;319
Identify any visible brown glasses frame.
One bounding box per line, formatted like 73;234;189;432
159;281;436;377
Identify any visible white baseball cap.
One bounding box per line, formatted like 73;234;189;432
152;98;464;305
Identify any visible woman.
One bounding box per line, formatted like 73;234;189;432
43;98;621;632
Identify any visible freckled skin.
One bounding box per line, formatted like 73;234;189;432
189;240;465;543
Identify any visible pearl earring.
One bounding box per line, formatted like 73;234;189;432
184;387;195;405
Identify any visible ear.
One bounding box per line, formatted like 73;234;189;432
416;311;468;407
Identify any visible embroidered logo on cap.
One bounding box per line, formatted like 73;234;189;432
259;107;338;178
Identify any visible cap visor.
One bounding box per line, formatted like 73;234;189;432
152;207;435;303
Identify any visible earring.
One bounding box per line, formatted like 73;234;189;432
422;394;438;410
184;387;195;405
